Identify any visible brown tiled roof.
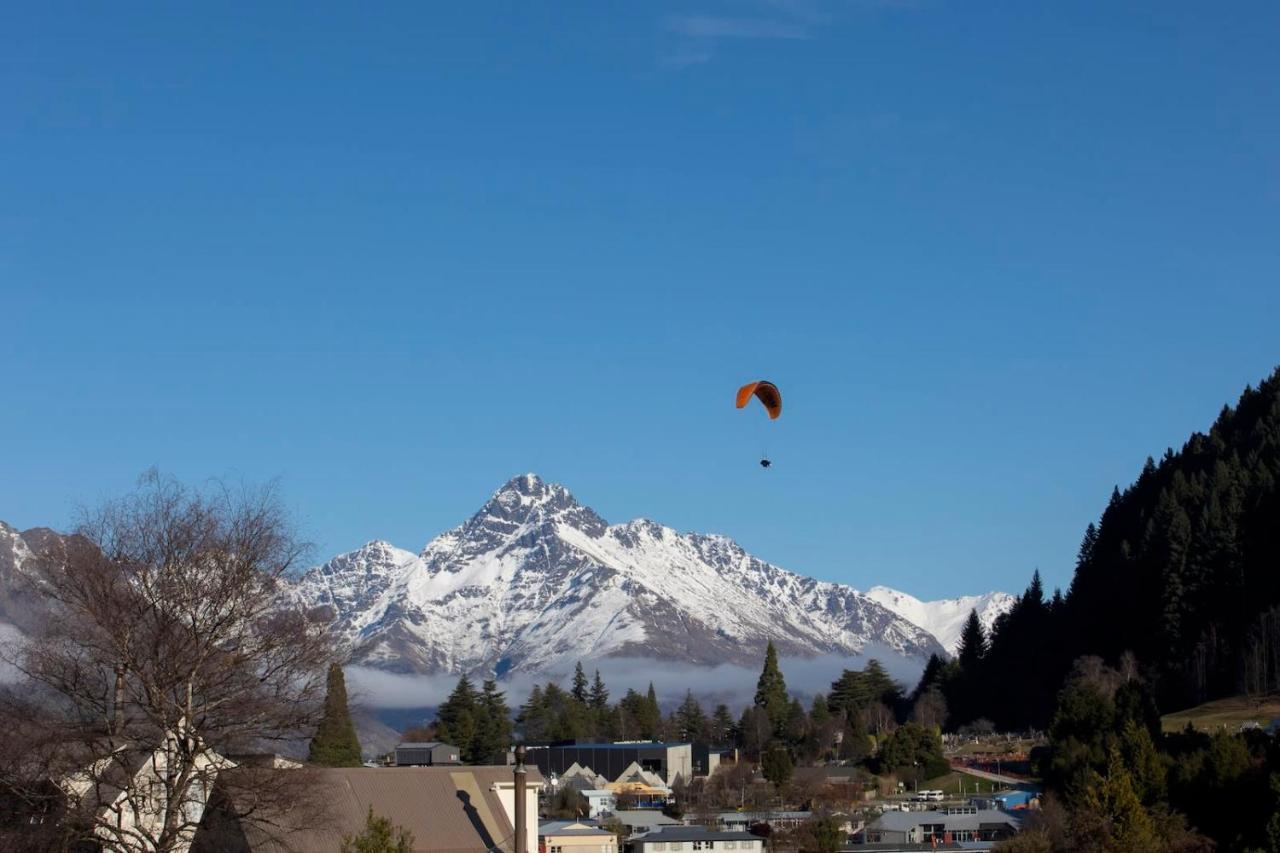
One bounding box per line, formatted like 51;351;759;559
198;765;543;853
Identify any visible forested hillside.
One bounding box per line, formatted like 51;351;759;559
1068;367;1280;707
926;367;1280;730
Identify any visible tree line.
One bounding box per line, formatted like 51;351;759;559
933;367;1280;737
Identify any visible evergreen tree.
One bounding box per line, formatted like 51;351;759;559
676;690;706;742
710;704;736;744
784;697;808;747
589;670;609;710
754;641;789;733
518;684;550;742
642;683;661;738
435;676;479;758
309;663;363;767
472;679;513;764
760;744;794;788
1079;747;1160;853
341;807;414;853
957;610;987;670
571;662;589;705
810;693;831;726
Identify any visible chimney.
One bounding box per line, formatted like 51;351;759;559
514;744;527;853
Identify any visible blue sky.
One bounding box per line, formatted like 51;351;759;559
2;1;1277;598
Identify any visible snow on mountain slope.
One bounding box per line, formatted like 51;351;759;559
292;474;949;677
864;585;1015;655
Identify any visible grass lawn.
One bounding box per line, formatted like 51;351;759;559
911;771;1007;797
1160;694;1280;733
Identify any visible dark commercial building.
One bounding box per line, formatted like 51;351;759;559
525;742;692;785
394;741;462;766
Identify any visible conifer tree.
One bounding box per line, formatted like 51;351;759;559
571;662;589;705
589;670;609;710
518;684;549;742
810;693;831;725
341;807;414;853
754;641;789;733
711;704;736;744
436;676;478;757
642;683;661;738
309;663;363;767
957;610;988;670
472;679;513;764
760;744;794;788
1080;747;1159;853
676;690;706;741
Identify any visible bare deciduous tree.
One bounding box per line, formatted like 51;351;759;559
0;472;334;852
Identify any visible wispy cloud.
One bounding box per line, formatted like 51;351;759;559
345;647;925;714
664;14;812;40
659;0;924;68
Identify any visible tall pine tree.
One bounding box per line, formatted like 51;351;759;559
436;676;479;757
309;663;363;767
957;610;988;670
589;670;609;710
571;662;589;705
754;640;789;734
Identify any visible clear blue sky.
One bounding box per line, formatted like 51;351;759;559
3;2;1277;599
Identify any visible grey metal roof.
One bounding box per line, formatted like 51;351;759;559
869;810;1019;833
716;812;810;821
639;827;761;842
613;810;680;828
397;742;456;749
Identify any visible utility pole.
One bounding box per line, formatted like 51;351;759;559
514;745;527;853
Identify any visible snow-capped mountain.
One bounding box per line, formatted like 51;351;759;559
0;520;69;637
292;474;950;676
863;586;1015;656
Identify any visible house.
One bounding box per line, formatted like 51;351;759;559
858;807;1020;845
56;735;230;853
605;763;670;808
556;763;611;793
703;812;810;833
690;746;735;778
539;820;619;853
581;790;617;819
395;741;463;766
629;826;763;853
612;809;681;839
527;742;693;786
194;765;544;852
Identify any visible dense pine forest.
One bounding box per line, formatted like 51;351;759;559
923;366;1280;732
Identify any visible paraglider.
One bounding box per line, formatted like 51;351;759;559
736;380;781;467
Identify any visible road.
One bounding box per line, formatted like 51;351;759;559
953;764;1033;788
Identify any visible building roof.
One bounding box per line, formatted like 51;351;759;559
636;827;760;843
613;810;680;829
539;821;614;838
397;742;457;750
715;811;811;822
533;742;690;750
195;765;544;853
868;809;1020;834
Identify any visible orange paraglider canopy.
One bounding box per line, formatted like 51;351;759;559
736;381;782;420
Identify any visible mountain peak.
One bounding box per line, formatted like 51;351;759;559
495;472;568;503
480;473;585;521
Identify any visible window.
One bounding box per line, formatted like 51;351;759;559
693;843;714;851
551;846;563;853
668;844;682;851
651;844;666;851
724;843;736;850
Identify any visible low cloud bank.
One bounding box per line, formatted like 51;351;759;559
345;645;926;714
